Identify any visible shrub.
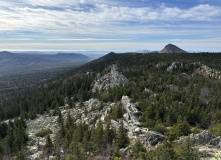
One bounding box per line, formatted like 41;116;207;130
209;123;221;136
35;129;52;137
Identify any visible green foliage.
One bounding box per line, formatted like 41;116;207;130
209;123;221;136
145;137;199;160
65;142;87;160
166;121;192;142
176;137;200;160
115;103;123;119
2;52;221;158
131;140;147;159
44;135;53;154
0;140;3;156
151;140;177;160
191;127;200;134
0;118;28;157
116;121;130;149
113;147;121;158
35;129;52;137
92;120;104;149
15;150;26;160
152;122;168;135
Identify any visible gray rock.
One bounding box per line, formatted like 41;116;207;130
83;98;101;112
92;65;128;92
111;120;120;130
120;147;130;158
121;96;141;127
121;96;139;113
178;130;216;145
123;113;130;121
144;131;165;146
193;62;221;79
190;130;215;145
167;62;184;73
209;136;221;147
179;73;189;77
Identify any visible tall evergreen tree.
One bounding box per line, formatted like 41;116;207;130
116;121;129;149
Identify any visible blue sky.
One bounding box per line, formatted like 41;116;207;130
0;0;221;52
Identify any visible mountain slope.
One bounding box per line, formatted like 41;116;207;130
90;52;135;63
0;51;90;73
159;44;187;53
2;53;221;159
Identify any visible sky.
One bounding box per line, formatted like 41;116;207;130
0;0;221;52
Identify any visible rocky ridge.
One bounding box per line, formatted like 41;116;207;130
25;95;221;159
25;96;165;159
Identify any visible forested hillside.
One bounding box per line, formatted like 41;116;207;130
1;53;221;159
0;52;90;102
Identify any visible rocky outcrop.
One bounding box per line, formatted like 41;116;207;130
120;146;131;158
167;62;221;79
145;131;165;146
26;114;59;159
167;62;184;73
25;95;166;159
209;137;221;148
92;64;128;92
121;96;142;125
178;130;216;146
83;98;101;112
159;44;187;53
193;62;221;79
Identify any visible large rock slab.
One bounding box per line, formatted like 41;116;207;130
143;131;165;146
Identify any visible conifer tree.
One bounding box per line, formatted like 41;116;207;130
44;135;53;155
115;103;123;119
176;137;199;160
93;120;104;150
116;121;129;149
15;150;26;160
131;140;147;159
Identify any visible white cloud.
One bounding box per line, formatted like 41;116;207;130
0;2;220;35
0;1;220;51
47;38;130;41
0;2;220;32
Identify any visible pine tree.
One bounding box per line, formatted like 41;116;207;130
15;150;26;160
104;122;115;145
44;135;53;154
115;103;123;119
93;120;104;149
131;140;147;159
116;121;129;149
176;137;199;160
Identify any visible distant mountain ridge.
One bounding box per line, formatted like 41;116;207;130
0;51;90;74
91;52;136;63
159;44;187;53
